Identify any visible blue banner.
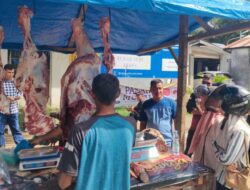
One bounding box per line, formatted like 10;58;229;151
101;47;179;78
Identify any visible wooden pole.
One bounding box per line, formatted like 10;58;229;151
167;47;179;66
176;15;188;151
193;16;213;32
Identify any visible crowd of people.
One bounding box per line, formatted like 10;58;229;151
184;75;250;190
1;64;250;190
128;74;250;190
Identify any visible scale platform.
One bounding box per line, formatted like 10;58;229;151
18;147;61;171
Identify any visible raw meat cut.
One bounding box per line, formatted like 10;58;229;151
0;26;10;114
15;6;49;111
22;76;56;136
100;17;115;73
59;18;101;139
14;6;55;136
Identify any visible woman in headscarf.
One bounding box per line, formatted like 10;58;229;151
211;84;250;190
188;85;224;172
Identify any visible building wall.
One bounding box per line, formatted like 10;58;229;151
220;53;231;72
50;52;70;108
188;45;231;88
0;49;8;65
230;48;250;91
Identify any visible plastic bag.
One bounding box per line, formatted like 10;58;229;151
0;154;12;184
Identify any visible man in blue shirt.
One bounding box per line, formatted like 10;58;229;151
0;64;24;147
58;73;135;190
140;79;176;147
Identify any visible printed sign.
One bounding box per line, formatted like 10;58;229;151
101;47;179;78
113;54;151;70
116;84;177;107
162;59;178;72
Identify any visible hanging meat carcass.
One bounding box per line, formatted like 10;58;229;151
14;6;56;136
0;26;10;114
15;6;49;111
30;17;114;144
59;18;101;139
100;17;115;73
23;76;56;136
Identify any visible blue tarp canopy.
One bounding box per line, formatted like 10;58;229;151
1;0;250;54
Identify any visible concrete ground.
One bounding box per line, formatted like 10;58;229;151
4;131;32;149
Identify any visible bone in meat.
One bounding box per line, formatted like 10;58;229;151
14;6;55;136
23;76;56;136
15;6;49;111
0;26;10;114
100;17;115;73
60;18;101;139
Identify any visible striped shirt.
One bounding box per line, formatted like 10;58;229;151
2;79;22;114
212;115;250;188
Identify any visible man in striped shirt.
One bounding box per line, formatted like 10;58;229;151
0;64;23;147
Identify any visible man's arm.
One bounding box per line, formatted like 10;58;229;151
57;125;83;189
30;127;63;145
58;172;74;190
139;121;147;131
138;101;147;131
15;84;23;98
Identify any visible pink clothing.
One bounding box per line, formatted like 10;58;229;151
188;111;224;155
189;114;202;130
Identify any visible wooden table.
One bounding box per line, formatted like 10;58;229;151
1;166;214;190
131;171;215;190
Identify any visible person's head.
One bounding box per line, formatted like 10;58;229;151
217;84;250;116
205;87;223;113
150;79;164;101
206;84;250;115
4;64;16;80
202;74;213;87
134;92;145;102
194;84;210;98
92;73;120;106
194;84;210;103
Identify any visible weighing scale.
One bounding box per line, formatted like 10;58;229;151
18;147;61;171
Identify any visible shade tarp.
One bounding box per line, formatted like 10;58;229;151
48;0;250;19
0;0;250;54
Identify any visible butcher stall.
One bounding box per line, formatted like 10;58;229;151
0;129;214;190
1;0;250;189
1;0;250;149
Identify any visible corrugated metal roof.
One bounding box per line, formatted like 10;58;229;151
225;35;250;49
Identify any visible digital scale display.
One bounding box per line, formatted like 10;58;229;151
23;161;58;169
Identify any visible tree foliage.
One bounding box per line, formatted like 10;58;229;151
208;18;250;45
193;18;250;45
